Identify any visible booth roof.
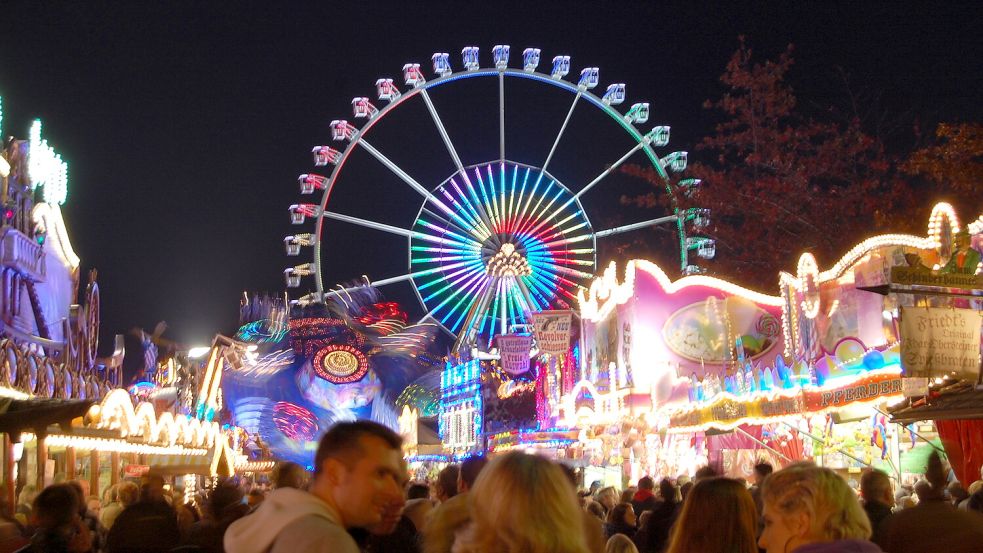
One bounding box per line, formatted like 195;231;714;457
0;397;94;437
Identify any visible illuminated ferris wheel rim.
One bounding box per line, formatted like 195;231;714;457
287;46;699;345
310;67;675;291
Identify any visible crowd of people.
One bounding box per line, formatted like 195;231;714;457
4;420;983;553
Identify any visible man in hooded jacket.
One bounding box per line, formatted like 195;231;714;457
224;420;405;553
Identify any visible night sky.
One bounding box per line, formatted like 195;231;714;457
1;2;980;353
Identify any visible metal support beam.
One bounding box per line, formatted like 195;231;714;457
595;215;679;238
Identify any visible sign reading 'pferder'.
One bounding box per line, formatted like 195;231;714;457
900;306;982;382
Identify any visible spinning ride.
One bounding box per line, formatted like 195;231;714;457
286;45;710;352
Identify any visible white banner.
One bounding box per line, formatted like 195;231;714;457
497;334;533;376
900;306;982;381
531;310;573;357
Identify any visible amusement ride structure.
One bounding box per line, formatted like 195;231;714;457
285;45;713;353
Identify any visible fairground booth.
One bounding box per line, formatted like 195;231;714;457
567;202;982;486
0;100;260;510
436;202;981;489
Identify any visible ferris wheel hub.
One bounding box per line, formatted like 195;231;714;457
486;242;532;277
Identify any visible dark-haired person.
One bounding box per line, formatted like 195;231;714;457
630;477;658;517
18;483;91;553
105;474;179;553
634;479;679;553
880;452;983;553
422;455;488;553
860;469;894;547
225;420;405;553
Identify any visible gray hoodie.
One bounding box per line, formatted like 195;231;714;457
223;487;359;553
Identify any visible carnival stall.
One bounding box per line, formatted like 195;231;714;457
566;202;981;484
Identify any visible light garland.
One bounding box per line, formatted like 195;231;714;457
579;260;784;323
183;474;197;506
27;120;69;205
22;433;209;455
796;253;821;319
94;389;221;448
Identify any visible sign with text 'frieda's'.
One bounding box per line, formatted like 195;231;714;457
900;306;982;382
531;310;573;357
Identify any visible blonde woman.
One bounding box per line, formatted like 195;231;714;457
451;451;590;553
758;462;883;553
605;533;639;553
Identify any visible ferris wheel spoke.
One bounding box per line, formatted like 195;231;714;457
473;166;500;231
594;214;680;238
499;72;506;161
541;91;583;175
356;138;473;233
573;141;646;202
322;210;416;238
511;179;557;239
455;279;495;345
437;186;490;240
419;89;467;175
511;170;544;236
320;269;440;300
419;272;488;327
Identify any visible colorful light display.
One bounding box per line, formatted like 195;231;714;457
284;44;697;350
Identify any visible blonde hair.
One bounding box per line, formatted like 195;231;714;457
762;462;870;542
605;534;639;553
665;478;758;553
454;452;589;553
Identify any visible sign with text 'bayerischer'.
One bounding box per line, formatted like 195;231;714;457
900;306;982;382
531;310;573;357
497;334;533;376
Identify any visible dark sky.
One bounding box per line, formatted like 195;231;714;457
1;2;980;353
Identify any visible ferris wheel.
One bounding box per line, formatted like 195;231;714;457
285;45;713;351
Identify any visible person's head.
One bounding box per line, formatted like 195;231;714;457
967;489;983;513
860;469;894;507
913;479;933;502
680;481;694;501
947;481;968;505
605;533;640;553
32;484;79;531
595;486;618;511
247;489;265;508
586;500;606;520
606;502;636;528
589;480;603;494
434;464;460;502
86;496;101;516
457;451;589;553
140;474;167;503
637;476;655;491
620;486;636;504
753;462;774;486
458;455;489;493
658;478;677;504
117;482;140;507
311;420;404;529
968;480;983;497
406;482;430;500
665;478;757;553
758;463;870;553
66;481;87;516
898;496;916;509
271;461;308;490
694;465;719;483
206;480;246;522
